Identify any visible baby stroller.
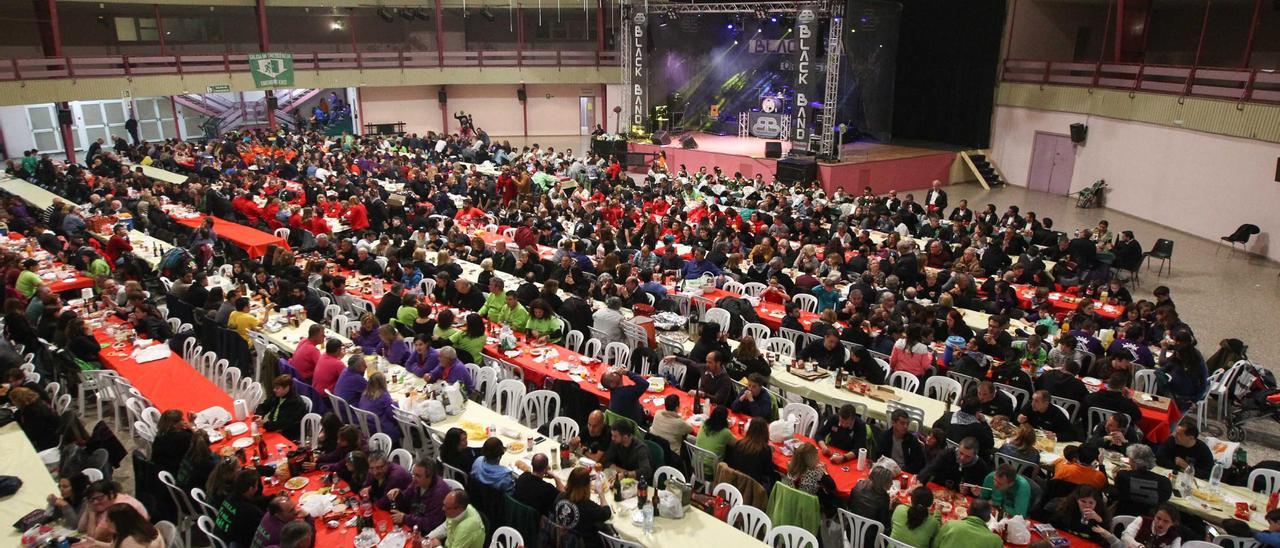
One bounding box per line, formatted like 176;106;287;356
1220;359;1280;442
1074;179;1107;208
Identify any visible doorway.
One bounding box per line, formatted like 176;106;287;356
1027;131;1077;195
579;97;595;135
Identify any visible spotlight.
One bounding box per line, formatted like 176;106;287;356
377;7;395;22
770;16;777;23
330;21;344;30
726;23;734;29
666;8;677;20
399;8;416;21
481;8;496;21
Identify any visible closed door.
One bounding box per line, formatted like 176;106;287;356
1027;131;1076;195
26;104;62;154
579;97;595;135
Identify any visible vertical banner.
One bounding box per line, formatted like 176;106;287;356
630;11;648;134
790;5;820;152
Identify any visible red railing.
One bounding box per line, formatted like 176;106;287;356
0;50;621;82
1002;58;1280;105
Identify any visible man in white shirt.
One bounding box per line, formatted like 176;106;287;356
591;297;627;345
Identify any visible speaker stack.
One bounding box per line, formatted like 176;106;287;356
776;156;817;184
1070;123;1088;144
679;134;698;149
764;141;783;158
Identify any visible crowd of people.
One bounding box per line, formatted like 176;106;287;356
0;123;1261;548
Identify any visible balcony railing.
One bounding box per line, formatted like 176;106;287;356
0;50;621;82
1002;59;1280;105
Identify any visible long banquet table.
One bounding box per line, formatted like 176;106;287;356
163;205;288;259
0;423;61;545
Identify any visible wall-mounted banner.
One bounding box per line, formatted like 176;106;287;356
790;5;820;152
630;11;648;134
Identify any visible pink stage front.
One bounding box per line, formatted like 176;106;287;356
628;132;959;194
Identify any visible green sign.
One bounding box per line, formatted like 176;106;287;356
206;84;232;93
247;52;294;88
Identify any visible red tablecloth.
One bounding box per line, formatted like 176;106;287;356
892;483;1098;548
478;232;557;261
1013;285;1124;320
171;213;287;259
48;273;95;294
93;318;234;414
690;287;828;333
1138;400;1181;444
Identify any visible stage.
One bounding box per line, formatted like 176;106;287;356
628;133;961;194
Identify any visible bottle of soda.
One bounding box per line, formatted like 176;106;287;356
692;390;703;415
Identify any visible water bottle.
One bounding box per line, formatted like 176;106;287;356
642;502;655;534
1210;462;1224;489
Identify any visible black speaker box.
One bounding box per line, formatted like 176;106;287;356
438;88;448;103
764;141;783;158
57;108;73;125
266;96;279;110
776;156;817;184
679;134;698;149
652;131;671;146
517;88;527;102
1070;123;1088;144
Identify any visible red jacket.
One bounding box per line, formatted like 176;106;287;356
232;196;264;225
344;204;370;231
513;226;538;250
105;234;133;263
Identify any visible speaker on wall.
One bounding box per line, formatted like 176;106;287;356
651;130;671;146
266;96;279;110
764;141;783;158
438;88;447;103
517;88;527;102
56;108;72;125
679;134;698;149
1069;123;1088;144
776;156;817;184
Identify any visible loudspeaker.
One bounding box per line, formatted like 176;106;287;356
438;88;447;103
1069;123;1088;144
56;108;72;125
776;156;817;184
517;88;527;102
266;96;279;110
679;134;698;149
651;131;671;146
764;141;783;158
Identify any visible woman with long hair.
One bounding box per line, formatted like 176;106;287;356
1119;504;1181;548
889;324;933;377
891;486;941;548
729;336;771;381
357;373;401;443
102;503;163;547
1161;331;1207;412
785;442;837;516
850;465;895;540
431;308;458;346
524;298;564;344
439;427;479;475
175;429;216;492
448;313;487;364
1051;484;1112;543
552;467;612;547
203;457;243;507
314;424;364;472
694;406;735;461
997;423;1041;466
352;313;382;354
10;387;59;451
375;324;411;366
47;473;91;528
150;409;193;473
724;419;777;488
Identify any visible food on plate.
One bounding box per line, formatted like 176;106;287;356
285;476;310;490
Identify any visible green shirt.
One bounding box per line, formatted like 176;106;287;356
396;305;419;326
890;503;941;548
444;505;484;548
15;270;42;298
434;326;460;341
980;472;1031;517
21;155;37;174
932;516;1003;548
477;291;506;318
695;427;735;459
87;258;111;280
524;315;563;343
449;332;486;364
486;302;529;330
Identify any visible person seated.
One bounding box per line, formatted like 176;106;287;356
891;486;942;548
423;490;485;548
1050;445;1107;496
932;394;995;457
334;354;369;405
917;436;991;493
386;457;452;534
975;381;1016;420
1156;422;1215;479
729;373;774;421
1085;412;1143;455
602;420;652;481
1084;372;1143;427
312;425;364;473
933;498;1003;548
250;496;297;548
255;375;307;440
648;394;693;455
980;464;1032;517
1017;389;1078;442
1050;485;1112;545
570;410;612;463
996;423;1041;467
815;403;868;463
470;437;519;492
289;324;325;382
311;338;348;396
724;419;778;488
1113;445;1173;518
552;468;613;547
1118;504;1182;548
424;346;475;394
213;470;266;547
363;452;413;505
512;453;563;517
800;331;849;372
357;373;401;443
9;387;59;451
876;409;927;474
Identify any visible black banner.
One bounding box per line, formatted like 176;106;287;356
790;5;820;152
630;11;648;134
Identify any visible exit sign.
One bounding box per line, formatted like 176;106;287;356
207;84;232;93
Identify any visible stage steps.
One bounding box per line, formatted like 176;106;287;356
961;151;1007;190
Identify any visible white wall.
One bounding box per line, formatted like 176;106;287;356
359;83;609;138
990;105;1280;261
0;105;36;160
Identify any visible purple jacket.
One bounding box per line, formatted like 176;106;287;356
376;339;412;366
250;511;288;548
427;361;475;393
353;328;382;355
369;462;413;507
393;477;451;533
357;392;402;442
404;347;439;377
334;367;368;405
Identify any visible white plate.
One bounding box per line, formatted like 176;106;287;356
554;362;572;372
206;430;224;443
504;350;522;358
232;437;254;449
226;422;249;436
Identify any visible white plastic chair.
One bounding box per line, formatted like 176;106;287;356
156;520;180;548
490;526;524;548
730;504;772;540
369;432;393;456
1110;515;1138;539
519;390;561;430
764;337;795;358
581;338;603;360
1087;407;1119;434
196;515;227;548
1248;469;1280;494
791;293;818;313
493;379;526;419
300;413;322;450
604;342;631;368
390;448;414;470
190;488;217;519
837;508;882;548
599;532;643;548
1134;369;1160;394
473;365;497;407
703;307;732;332
82;468;104;482
55;393;72;414
274;228;290;241
299;395;313;413
653;465;686;488
1052;396;1080;422
767;524;819;548
713;482;744;508
565;330;584;353
886;401;925;431
350;405;385;439
742;282;767;297
721;280;745;294
549;416;579;444
658;360;687;387
888;371;920;393
781;402;819;438
742;322;771;342
923;376;962;404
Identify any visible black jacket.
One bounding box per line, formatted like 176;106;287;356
875;428;927;474
918;446;991;491
255;393;307;440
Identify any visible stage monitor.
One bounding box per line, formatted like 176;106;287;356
765;141;783;158
652;130;672;146
679;134;698;149
776;156;817;184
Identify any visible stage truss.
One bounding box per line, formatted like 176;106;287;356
623;0;844;159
